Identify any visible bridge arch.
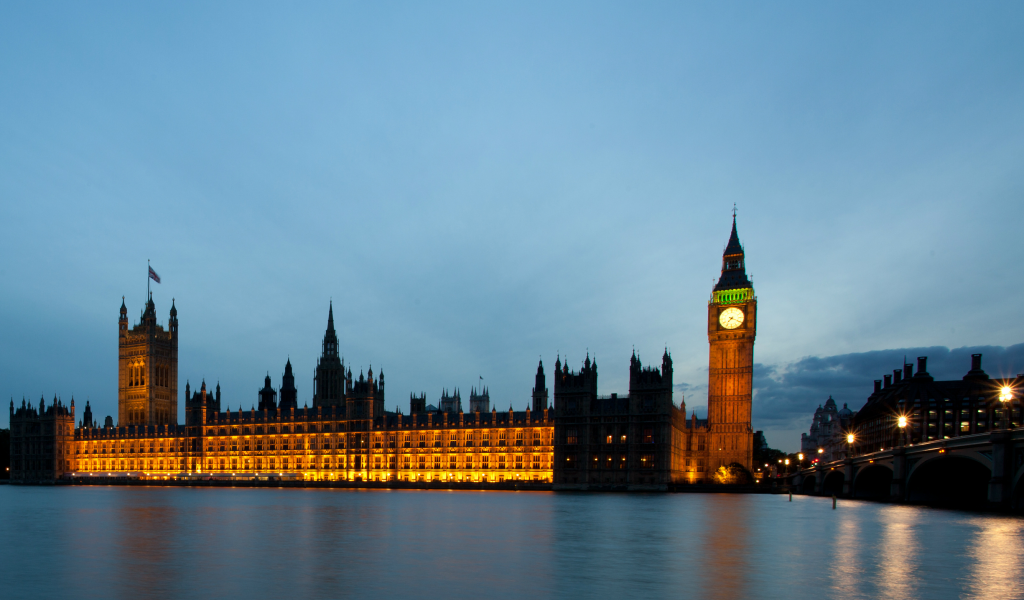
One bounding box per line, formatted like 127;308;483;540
853;464;892;500
906;455;990;508
800;474;817;494
822;470;844;495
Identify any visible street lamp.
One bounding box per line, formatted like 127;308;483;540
846;433;855;458
897;415;908;447
999;386;1013;430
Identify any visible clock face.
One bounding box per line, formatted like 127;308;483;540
719;307;744;329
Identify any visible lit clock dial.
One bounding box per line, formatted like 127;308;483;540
719;307;744;329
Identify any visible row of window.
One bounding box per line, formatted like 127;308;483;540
563;427;682;446
78;453;550;472
126;363;171;388
563;453;656;469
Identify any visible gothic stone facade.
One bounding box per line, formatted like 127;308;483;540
10;218;755;488
706;216;756;472
118;295;178;427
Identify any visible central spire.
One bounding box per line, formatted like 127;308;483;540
322;301;339;358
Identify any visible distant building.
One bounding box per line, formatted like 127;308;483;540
800;396;854;462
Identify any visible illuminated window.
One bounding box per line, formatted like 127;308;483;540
433;456;441;469
450;433;457;447
532;455;540;469
606;435;613;444
499;431;507;446
450;456;457;469
620;434;627;443
640;454;654;470
643;428;653;444
499;455;506;469
516;431;523;446
620;455;627;469
567;428;578;445
515;455;523;469
482;455;489;469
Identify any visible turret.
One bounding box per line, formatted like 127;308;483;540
259;373;277;411
119;297;128;336
280;358;298;409
532;360;548;412
169;298;178;337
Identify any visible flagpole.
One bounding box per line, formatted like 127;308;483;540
147;259;150;299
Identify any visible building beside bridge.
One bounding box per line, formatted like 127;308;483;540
791;354;1024;508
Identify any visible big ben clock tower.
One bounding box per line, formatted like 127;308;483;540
707;215;756;473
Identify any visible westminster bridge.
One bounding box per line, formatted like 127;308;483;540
783;430;1024;510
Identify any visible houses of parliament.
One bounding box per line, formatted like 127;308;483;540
9;218;757;489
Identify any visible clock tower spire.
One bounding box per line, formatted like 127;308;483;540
707;213;756;473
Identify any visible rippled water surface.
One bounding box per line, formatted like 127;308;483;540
1;486;1022;599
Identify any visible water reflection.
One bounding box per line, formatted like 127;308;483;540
965;516;1024;600
698;495;751;600
1;487;1022;600
877;506;921;600
830;508;863;598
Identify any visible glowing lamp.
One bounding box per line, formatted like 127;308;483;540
846;433;855;444
999;386;1013;403
797;453;804;461
897;416;907;429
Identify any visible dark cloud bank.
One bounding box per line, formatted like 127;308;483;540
751;344;1024;434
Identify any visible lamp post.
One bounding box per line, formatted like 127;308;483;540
846;433;855;459
897;415;907;447
998;386;1013;430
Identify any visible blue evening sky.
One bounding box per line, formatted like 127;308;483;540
2;3;1022;450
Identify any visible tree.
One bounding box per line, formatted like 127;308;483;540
713;462;753;485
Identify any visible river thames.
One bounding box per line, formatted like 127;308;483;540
1;486;1021;600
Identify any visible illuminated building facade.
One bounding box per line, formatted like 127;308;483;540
118;295;178;427
706;215;756;472
9;217;755;487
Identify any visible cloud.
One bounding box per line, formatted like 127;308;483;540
752;343;1024;434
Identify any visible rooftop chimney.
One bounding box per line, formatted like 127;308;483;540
884;374;892;388
905;362;914;378
894;369;902;384
964;353;989;381
916;356;928;377
874;380;882;393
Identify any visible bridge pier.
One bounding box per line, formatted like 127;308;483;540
890;448;907;502
815;467;824;495
843;460;853;497
987;431;1012;507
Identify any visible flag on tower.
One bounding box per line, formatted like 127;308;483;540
149;266;161;284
